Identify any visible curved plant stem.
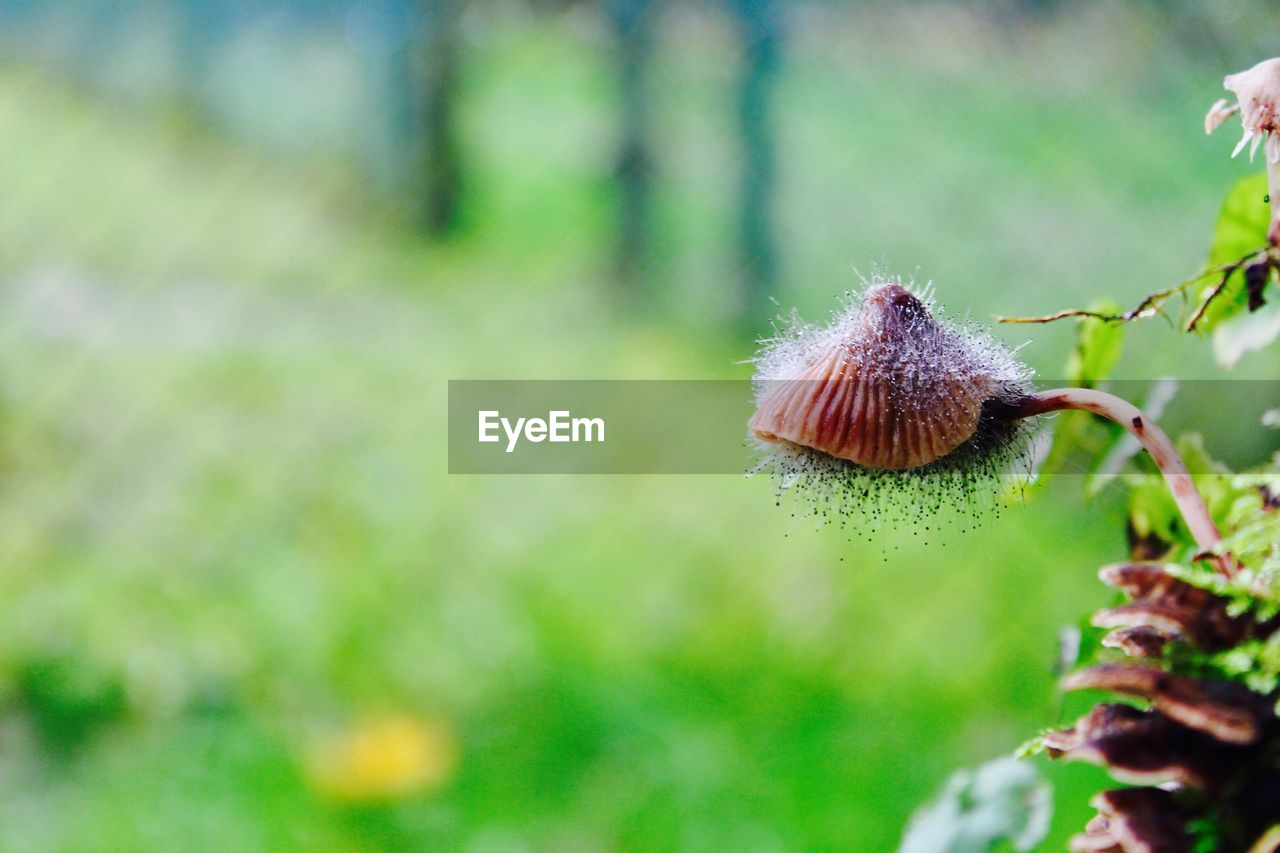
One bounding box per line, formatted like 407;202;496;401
1269;153;1280;224
1268;155;1280;246
1000;388;1234;577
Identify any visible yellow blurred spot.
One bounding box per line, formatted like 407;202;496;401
307;714;458;803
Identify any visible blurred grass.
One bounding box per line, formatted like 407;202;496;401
0;3;1275;850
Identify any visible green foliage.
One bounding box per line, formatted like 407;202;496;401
1208;174;1270;270
898;757;1052;853
1110;433;1242;563
1066;410;1280;758
1205;635;1280;695
1187;817;1226;853
1121;439;1280;700
1058;427;1280;845
1012;731;1052;760
1065;300;1124;388
1202;172;1271;332
1125;473;1183;550
12;655;127;758
1032;168;1280;843
1198;172;1280;365
1177;434;1239;522
2;42;1147;852
1221;473;1280;575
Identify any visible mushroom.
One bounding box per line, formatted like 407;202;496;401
1070;789;1191;853
750;291;1233;574
1099;625;1173;659
1062;664;1268;745
1045;702;1238;789
1094;563;1256;651
749;283;1028;470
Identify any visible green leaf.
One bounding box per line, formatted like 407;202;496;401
1116;432;1245;560
1013;733;1050;760
1127;474;1184;553
1066;300;1124;387
1209;173;1271;266
1123;434;1237;552
1201;172;1271;331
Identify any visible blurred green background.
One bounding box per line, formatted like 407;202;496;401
1;1;1279;849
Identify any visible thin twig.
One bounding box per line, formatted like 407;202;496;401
1185;271;1233;332
997;247;1269;328
998;309;1117;325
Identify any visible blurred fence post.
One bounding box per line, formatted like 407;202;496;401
418;0;465;235
611;0;656;292
732;0;780;331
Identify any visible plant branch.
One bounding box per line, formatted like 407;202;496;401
995;388;1234;577
997;247;1269;331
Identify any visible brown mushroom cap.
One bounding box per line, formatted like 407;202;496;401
749;284;1003;470
1098;563;1192;601
1062;664;1268;745
1057;559;1280;851
1069;789;1191;853
1099;625;1173;659
1045;702;1240;789
1097;562;1258;651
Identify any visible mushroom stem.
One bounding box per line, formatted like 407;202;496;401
998;388;1233;577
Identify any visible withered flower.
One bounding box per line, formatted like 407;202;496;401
1206;58;1280;163
1206;57;1280;238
